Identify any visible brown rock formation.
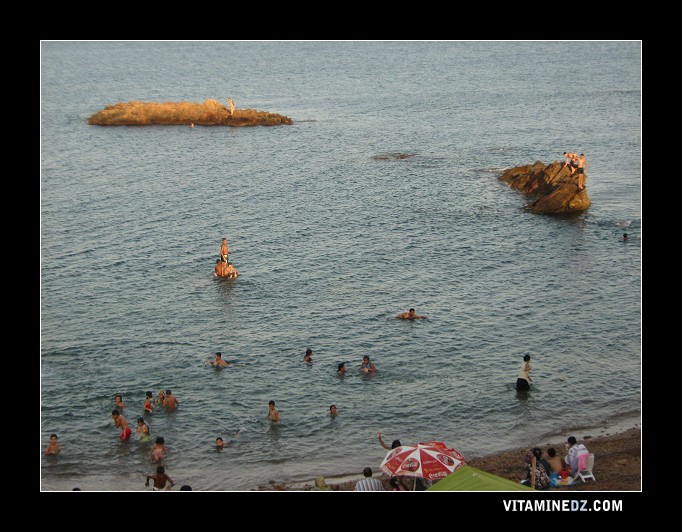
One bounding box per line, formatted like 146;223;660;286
498;161;591;214
88;99;293;126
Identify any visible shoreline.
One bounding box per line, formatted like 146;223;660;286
254;417;641;491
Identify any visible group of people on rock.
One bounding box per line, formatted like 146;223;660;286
214;237;238;278
562;151;588;190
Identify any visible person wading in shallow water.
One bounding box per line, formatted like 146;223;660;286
516;354;532;391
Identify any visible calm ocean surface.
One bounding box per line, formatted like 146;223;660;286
40;41;641;491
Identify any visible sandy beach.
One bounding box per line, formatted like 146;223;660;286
255;422;641;491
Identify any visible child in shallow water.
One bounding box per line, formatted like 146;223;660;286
136;417;151;441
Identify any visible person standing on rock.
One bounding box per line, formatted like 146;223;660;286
227;98;235;116
516;354;532;391
221;237;229;265
576;153;588;190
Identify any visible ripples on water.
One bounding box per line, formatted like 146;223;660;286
41;41;641;490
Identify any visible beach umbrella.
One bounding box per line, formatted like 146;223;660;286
380;441;466;485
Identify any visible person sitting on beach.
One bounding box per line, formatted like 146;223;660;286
111;410;132;441
163;390;179;410
516;354;532;391
521;448;550;489
136;418;151;441
396;308;427;319
564;436;589;477
389;476;408;491
337;363;346;376
45;434;61;455
144;391;154;413
329;404;337;417
145;466;174;491
266;400;281;422
378;432;401;450
546;447;568;476
354;467;385;491
209;352;230;367
360;356;377;373
150;436;166;463
303;348;313;362
114;394;125;410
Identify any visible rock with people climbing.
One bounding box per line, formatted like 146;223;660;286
498;157;591;214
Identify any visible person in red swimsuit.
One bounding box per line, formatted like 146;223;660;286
112;410;131;441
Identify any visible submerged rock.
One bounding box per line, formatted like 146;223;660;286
88;99;293;126
498;161;591;214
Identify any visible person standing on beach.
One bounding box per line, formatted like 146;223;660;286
576;153;588;190
516;355;532;391
163;390;179;410
45;434;61;455
377;432;401;450
145;466;175;490
266;400;281;422
227;98;235;116
112;410;132;441
354;467;385;491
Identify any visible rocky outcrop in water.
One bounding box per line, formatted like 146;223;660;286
88;99;293;126
498;161;591;214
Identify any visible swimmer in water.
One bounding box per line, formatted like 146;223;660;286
114;394;125;410
396;308;428;319
622;233;628;241
136;417;151;441
45;434;61;455
377;432;401;450
360;356;377;373
216;430;241;449
112;410;132;441
157;390;166;405
150;436;166;463
163;390;179;410
303;348;313;362
337;362;346;376
208;352;230;367
144;391;154;413
266;400;281;422
329;404;337;417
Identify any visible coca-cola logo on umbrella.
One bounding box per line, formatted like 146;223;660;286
401;458;420;472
